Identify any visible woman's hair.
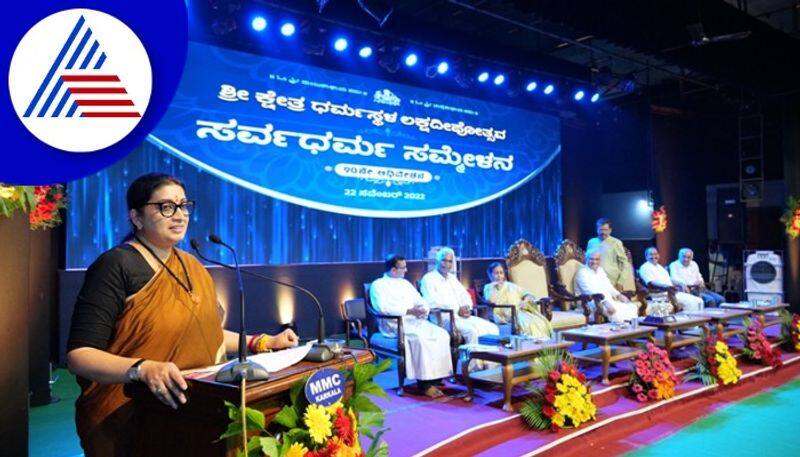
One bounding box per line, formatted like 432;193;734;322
123;173;186;241
487;261;505;278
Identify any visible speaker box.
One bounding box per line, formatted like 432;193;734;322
717;187;744;243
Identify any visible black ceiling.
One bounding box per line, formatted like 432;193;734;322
200;0;800;104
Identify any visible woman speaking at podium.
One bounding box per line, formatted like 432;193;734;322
66;173;298;456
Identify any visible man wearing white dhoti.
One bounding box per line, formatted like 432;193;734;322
370;254;453;398
639;247;704;312
419;247;499;346
575;250;639;323
669;248;724;307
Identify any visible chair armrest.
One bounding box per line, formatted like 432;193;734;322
538;297;554;321
369;313;404;352
429;307;460;342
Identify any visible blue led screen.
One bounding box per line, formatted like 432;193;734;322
66;42;563;267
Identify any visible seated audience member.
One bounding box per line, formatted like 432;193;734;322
639;247;704;312
586;217;634;290
483;262;553;338
575;249;639;323
370;254;453;398
669;248;724;307
420;247;499;346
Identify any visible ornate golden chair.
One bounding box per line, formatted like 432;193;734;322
505;239;588;330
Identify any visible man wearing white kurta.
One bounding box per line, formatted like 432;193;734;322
669;248;724;307
639;247;704;312
575;250;639;322
419;247;499;346
370;255;453;398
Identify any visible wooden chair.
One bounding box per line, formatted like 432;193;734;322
551;239;606;323
340;298;369;349
360;283;460;395
472;277;518;335
505;239;588;330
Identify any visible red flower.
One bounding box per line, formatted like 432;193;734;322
542;405;556;418
576;372;586;383
548;370;561;382
333;408;354;446
648;389;659;399
545;391;556;404
636;392;648;402
632;383;643;393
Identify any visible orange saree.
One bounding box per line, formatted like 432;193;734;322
75;245;225;457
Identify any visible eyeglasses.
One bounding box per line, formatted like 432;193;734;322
144;200;195;217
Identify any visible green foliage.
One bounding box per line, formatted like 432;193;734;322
686;351;717;386
221;357;392;456
519;396;550;430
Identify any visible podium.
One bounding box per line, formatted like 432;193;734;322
126;349;374;457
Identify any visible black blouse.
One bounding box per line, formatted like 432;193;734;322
67;244;155;352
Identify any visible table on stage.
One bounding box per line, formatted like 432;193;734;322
461;338;572;412
683;308;751;339
634;314;711;355
561;323;657;385
126;348;374;457
720;301;789;328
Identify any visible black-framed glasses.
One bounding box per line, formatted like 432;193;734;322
144;200;195;217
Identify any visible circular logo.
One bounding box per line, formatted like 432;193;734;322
304;368;344;406
8;8;151;152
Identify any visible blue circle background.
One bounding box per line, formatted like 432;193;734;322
1;0;187;184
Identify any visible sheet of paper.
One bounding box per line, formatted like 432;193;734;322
182;341;314;377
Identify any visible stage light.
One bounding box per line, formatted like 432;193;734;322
478;72;489;83
590;92;600;103
493;74;505;85
358;46;373;58
279;22;296;37
404;53;418;67
333;37;349;52
251;16;267;32
543;83;555;95
436;61;449;74
526;81;538;92
573;90;585;101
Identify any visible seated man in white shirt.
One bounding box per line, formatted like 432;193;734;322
370;254;453;398
575;249;639;323
639;247;704;312
669;248;724;307
419;247;499;347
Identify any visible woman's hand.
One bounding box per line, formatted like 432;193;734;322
138;360;188;410
458;305;472;318
270;328;299;350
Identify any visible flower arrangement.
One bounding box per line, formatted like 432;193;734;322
686;334;742;386
779;310;800;352
780;195;800;239
221;359;391;457
520;351;597;432
740;318;782;368
651;205;668;233
628;342;679;402
0;184;66;230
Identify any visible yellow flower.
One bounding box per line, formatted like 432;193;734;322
285;442;308;457
325;400;344;416
304;404;333;444
551;412;565;427
0;186;15;200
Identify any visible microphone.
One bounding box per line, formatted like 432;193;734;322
201;235;269;383
192;238;333;363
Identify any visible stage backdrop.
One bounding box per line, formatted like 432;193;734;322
66;42;562;267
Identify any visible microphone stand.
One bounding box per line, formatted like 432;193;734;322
192;239;333;364
203;236;270;383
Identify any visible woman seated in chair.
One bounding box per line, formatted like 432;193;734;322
483;262;553;339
